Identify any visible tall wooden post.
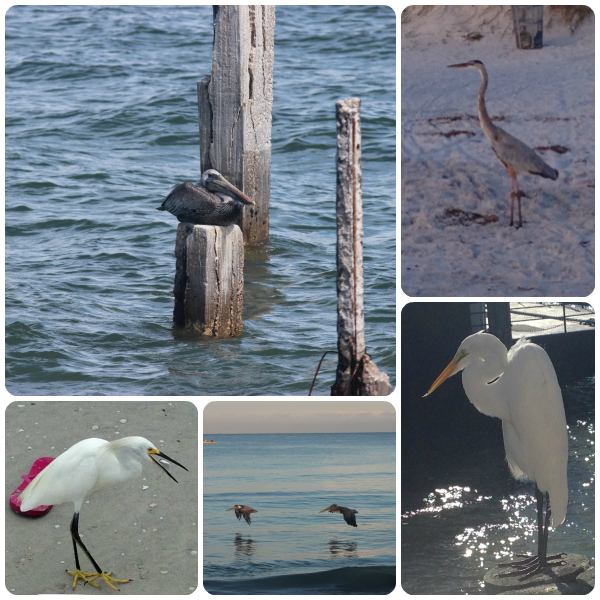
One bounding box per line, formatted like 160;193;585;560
168;6;273;335
197;5;274;245
331;98;391;396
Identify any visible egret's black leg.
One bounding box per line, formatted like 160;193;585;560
497;487;566;579
67;511;131;590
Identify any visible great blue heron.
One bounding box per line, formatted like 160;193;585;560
448;60;558;228
319;504;358;527
225;505;257;525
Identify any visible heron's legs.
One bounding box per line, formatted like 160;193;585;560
507;168;523;228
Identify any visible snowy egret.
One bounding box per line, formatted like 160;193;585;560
18;436;188;590
424;332;568;578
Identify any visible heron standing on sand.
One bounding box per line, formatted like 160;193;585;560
448;60;558;228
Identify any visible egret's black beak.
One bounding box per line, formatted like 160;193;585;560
206;173;255;206
148;448;189;483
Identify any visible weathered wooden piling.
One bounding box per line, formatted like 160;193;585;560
331;98;391;396
197;5;275;245
173;222;244;337
169;6;274;335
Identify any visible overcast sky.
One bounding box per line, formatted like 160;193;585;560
203;400;396;434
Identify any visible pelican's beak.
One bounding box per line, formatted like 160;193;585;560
207;173;255;206
148;448;189;483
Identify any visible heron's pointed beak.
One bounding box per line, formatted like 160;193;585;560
448;62;471;69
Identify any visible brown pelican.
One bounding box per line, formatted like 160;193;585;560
158;169;254;226
226;505;257;525
319;504;358;527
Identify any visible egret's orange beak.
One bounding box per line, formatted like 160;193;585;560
423;353;464;397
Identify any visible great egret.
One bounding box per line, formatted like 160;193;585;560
424;332;568;578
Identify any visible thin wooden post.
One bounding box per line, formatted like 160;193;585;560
331;98;391;396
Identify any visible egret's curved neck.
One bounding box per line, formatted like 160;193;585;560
461;344;511;422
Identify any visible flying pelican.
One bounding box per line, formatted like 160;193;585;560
225;505;257;525
319;504;358;527
448;60;558;228
158;169;255;226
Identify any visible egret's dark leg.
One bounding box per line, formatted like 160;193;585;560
71;512;103;574
497;486;566;579
67;511;131;591
539;489;550;567
66;512;98;588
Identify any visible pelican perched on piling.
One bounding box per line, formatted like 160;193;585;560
319;504;358;527
226;505;258;525
158;169;254;226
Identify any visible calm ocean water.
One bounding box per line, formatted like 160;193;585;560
203;432;396;594
5;5;396;396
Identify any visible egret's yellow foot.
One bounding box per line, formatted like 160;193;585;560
67;569;101;589
85;571;131;591
67;569;130;591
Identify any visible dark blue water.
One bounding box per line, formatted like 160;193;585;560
5;5;396;395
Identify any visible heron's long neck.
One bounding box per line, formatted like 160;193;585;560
476;68;496;141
